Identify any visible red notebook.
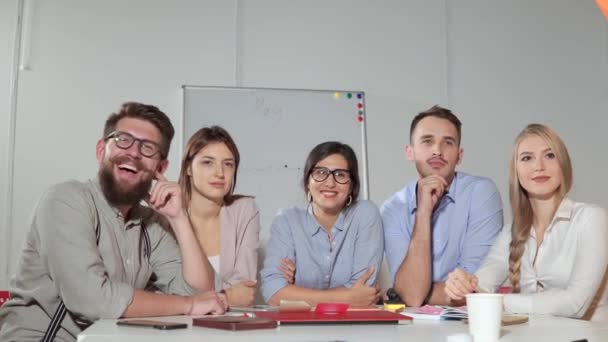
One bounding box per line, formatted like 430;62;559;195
256;309;412;325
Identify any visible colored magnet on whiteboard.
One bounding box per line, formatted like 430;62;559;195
358;110;364;116
357;103;363;109
597;0;608;19
357;115;364;123
334;92;341;99
347;93;352;99
357;93;363;99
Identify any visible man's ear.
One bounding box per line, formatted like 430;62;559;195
157;159;169;174
405;144;414;161
457;147;464;165
95;139;105;162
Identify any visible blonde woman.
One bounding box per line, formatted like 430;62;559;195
444;124;608;320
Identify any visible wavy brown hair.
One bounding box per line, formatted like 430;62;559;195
508;123;572;292
178;126;245;207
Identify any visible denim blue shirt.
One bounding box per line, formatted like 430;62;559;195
381;172;503;284
260;200;384;303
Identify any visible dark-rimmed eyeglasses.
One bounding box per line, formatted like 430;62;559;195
311;167;351;184
105;131;161;158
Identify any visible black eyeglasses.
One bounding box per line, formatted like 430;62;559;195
105;131;162;158
310;167;351;184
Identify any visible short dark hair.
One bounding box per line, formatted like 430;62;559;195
179;125;243;206
302;141;360;203
409;105;462;145
103;102;175;159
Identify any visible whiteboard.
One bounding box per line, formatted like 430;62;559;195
182;86;368;245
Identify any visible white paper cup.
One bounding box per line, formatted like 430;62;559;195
465;293;503;342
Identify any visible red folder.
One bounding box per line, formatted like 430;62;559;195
255;309;412;325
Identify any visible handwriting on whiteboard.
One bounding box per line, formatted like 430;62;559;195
255;97;283;126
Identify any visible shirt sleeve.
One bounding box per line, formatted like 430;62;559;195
475;223;511;292
343;201;384;288
381;196;410;284
147;222;197;297
226;198;261;285
260;210;296;303
457;178;504;274
38;184;134;320
503;206;608;318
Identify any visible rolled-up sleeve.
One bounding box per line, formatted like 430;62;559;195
38;186;133;320
147;225;197;297
344;201;384;288
458;179;503;274
260;211;296;303
381;197;410;284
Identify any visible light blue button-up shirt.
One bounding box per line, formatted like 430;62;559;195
260;200;384;303
381;172;503;284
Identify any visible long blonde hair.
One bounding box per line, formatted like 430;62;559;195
508;123;573;292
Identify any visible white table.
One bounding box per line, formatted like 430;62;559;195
78;314;608;342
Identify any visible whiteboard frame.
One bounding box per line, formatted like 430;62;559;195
181;85;369;200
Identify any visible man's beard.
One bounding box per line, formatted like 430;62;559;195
98;156;154;207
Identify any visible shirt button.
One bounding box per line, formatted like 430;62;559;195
325;275;330;279
126;259;131;265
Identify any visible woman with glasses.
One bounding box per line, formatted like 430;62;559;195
260;141;384;307
178;126;261;307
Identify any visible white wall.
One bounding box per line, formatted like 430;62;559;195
1;0;606;289
1;0;18;289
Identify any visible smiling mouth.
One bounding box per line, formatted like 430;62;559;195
117;164;139;174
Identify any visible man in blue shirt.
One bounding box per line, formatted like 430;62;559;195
382;105;503;307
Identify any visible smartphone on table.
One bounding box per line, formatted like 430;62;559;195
116;319;188;330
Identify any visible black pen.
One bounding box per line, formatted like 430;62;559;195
571;339;588;342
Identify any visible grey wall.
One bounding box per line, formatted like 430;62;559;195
1;0;606;289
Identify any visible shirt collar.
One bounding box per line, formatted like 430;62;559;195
547;197;575;231
409;172;459;215
529;197;574;237
307;204;345;236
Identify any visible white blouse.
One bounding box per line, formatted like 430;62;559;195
208;255;222;290
475;198;608;320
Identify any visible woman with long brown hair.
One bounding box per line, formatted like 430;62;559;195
444;124;607;320
179;126;261;307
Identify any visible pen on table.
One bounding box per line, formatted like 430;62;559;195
571;339;588;342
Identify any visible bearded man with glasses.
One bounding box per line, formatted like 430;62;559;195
0;102;226;342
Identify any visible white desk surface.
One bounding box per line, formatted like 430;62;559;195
78;314;608;342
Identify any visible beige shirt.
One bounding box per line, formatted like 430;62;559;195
475;198;608;320
217;197;261;289
0;179;196;341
